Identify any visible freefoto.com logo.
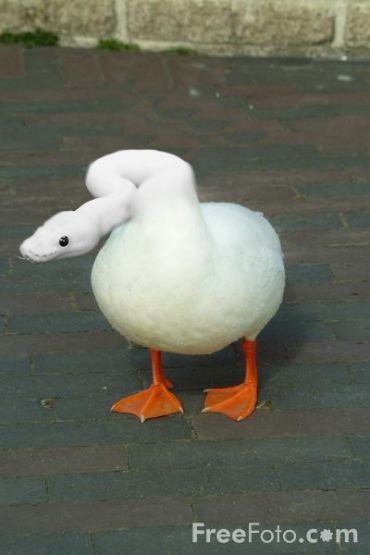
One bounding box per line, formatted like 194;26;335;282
192;522;358;546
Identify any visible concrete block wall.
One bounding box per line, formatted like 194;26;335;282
1;0;370;57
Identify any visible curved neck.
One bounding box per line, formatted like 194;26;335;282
85;150;200;238
76;188;137;239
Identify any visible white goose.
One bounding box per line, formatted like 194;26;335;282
20;150;285;422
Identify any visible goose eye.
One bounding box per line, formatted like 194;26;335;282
59;236;69;247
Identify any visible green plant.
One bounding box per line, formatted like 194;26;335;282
0;29;58;47
165;46;198;55
97;38;140;51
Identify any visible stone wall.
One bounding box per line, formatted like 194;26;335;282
1;0;370;57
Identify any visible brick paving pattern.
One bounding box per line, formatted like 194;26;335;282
0;44;370;554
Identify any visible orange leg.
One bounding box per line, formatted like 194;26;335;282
202;339;258;421
111;350;183;422
156;363;174;389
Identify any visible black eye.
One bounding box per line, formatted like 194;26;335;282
59;236;69;247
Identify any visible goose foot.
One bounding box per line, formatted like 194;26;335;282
111;383;183;422
202;382;257;421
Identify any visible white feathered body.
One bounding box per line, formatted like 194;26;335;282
91;199;285;355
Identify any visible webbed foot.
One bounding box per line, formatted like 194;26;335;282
112;383;183;422
202;382;257;421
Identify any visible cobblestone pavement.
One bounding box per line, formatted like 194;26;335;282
1;45;370;554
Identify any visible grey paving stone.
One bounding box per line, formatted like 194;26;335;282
1;99;131;117
52;394;127;420
0;476;47;505
349;436;370;460
286;265;333;284
0;258;7;276
260;362;351;386
331;320;370;341
24;49;63;87
193;490;370;523
296;182;370;198
0;371;141;398
0;497;194;535
48;468;204;501
8;312;111;334
348;362;370;384
263;380;370;410
0;445;128;477
275;461;370;491
38;124;122;138
48;463;279;503
0;128;60;151
128;436;354;471
0;292;75;315
203;463;280;494
176;390;204;414
271;340;370;365
93;526;203;555
270;213;341;233
260;318;333;343
0;355;28;375
0;533;93;555
34;349;133;374
0;330;125;357
285;281;370;303
254;104;370;121
345;212;370;227
0;163;82;181
0;397;56;424
1;257;92;293
192;408;370;440
0;417;192;448
278;300;370;322
0;45;23;78
0;224;42;240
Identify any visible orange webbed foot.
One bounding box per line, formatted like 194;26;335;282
202;382;257;421
111;383;183;422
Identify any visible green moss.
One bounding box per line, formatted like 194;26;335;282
165;46;198;55
97;38;140;51
0;29;58;47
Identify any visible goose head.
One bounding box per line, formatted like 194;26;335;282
19;211;100;263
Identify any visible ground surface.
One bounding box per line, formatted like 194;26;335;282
0;45;370;555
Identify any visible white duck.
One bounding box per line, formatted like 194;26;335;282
20;150;285;422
